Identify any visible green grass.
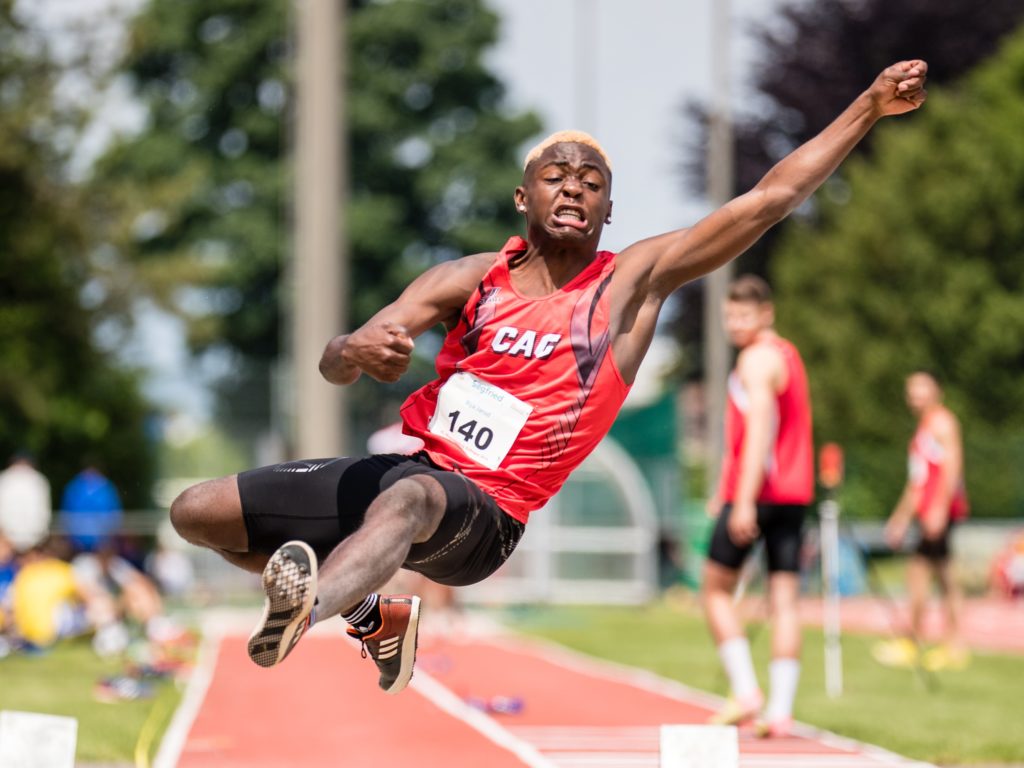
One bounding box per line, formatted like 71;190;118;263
508;600;1024;766
0;637;183;765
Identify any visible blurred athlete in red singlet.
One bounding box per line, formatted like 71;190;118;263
702;275;813;737
875;370;970;671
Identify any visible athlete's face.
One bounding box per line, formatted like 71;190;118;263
723;300;773;348
515;143;612;245
905;373;941;415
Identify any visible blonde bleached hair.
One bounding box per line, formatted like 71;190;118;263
523;130;612;173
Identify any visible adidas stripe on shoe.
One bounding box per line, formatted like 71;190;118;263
247;541;318;668
347;595;420;695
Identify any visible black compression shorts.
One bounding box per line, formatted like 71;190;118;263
707;503;807;573
236;452;524;587
915;519;955;561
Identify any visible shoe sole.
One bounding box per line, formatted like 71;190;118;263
383;596;420;695
247;541;318;668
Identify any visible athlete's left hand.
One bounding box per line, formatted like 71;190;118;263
868;60;928;117
728;500;760;547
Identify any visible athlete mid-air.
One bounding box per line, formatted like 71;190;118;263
169;61;928;695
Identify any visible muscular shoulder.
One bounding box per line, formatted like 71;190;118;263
927;408;961;438
452;251;500;276
443;251;499;291
737;341;785;389
414;252;497;299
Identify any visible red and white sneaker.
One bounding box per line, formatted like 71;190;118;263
247;541;318;668
347;595;421;695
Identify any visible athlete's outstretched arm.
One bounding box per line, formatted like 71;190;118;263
623;60;927;299
319;253;494;385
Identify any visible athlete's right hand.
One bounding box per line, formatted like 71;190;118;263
343;321;415;383
727;500;760;548
884;517;908;550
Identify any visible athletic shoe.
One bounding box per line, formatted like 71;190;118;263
871;637;918;668
347;595;421;695
922;644;971;671
754;716;794;739
247;541;318;668
708;690;764;726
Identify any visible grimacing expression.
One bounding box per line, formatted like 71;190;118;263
723;300;774;348
515;143;612;241
905;373;941;414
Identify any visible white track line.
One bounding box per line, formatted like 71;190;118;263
152;630;221;768
487;632;937;767
410;670;560;768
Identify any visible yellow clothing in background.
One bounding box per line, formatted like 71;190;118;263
12;558;79;646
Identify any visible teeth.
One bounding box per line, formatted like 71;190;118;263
556;209;582;221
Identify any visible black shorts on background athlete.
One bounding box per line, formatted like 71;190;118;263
707;503;807;573
237;452;524;587
916;519;955;561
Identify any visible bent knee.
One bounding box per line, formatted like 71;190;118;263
169;476;245;550
169;485;206;544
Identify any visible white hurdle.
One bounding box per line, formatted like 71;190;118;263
660;724;738;768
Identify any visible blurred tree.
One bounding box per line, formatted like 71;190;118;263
773;26;1024;518
0;1;155;507
91;0;541;447
677;0;1024;378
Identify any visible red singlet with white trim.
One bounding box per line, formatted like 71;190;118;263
718;336;814;505
400;236;630;523
908;413;969;521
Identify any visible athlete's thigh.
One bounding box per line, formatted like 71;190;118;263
761;504;807;573
237;455;409;562
396;468;524;587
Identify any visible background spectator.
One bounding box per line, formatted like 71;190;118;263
0;452;52;553
59;462;123;554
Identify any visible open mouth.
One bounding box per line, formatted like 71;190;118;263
553;206;587;229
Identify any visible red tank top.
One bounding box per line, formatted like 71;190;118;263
400;236;631;523
908;413;969;520
718;336;814;505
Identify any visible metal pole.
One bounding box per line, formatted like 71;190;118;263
573;0;598;130
820;497;844;697
704;0;734;487
293;0;348;458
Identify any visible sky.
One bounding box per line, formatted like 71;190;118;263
26;0;788;425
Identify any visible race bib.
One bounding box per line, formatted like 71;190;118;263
428;372;533;470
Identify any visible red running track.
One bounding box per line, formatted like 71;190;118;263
799;597;1024;654
159;624;936;768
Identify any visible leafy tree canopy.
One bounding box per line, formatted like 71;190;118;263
676;0;1024;377
92;0;541;441
774;26;1024;518
0;1;155;506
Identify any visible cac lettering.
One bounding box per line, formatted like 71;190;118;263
491;326;562;359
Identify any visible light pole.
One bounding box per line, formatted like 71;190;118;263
292;0;348;458
703;0;734;488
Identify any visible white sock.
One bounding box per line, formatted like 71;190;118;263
764;658;801;720
718;637;760;700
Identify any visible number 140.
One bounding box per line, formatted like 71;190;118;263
447;410;494;450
